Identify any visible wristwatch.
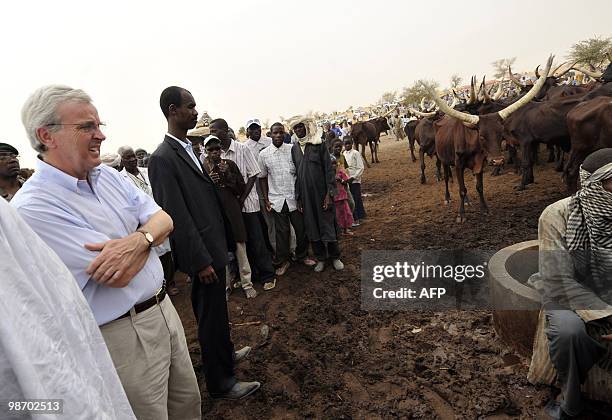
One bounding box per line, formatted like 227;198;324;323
137;229;154;248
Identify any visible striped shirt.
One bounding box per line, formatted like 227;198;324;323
245;136;272;156
257;143;297;212
220;140;261;213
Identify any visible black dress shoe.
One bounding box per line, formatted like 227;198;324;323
210;381;261;400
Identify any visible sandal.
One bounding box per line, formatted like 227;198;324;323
244;286;257;299
263;278;277;291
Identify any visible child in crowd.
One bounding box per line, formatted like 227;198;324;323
342;137;366;226
331;157;354;236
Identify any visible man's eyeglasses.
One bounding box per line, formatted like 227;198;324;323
45;121;106;134
0;153;19;161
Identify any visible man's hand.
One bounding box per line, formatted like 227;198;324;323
85;233;150;287
264;198;273;212
209;171;221;184
297;201;303;213
322;193;331;210
218;160;228;173
198;265;218;284
347;177;354;184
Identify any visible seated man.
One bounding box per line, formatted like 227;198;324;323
528;148;612;419
12;85;201;419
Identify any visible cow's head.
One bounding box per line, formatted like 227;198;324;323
375;117;390;132
427;54;555;165
475;113;505;165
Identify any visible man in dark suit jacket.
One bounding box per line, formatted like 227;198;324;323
148;86;260;400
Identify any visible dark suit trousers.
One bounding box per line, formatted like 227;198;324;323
312;240;341;261
190;267;236;395
159;251;175;288
243;211;275;282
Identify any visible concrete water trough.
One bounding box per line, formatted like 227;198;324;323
488;240;540;357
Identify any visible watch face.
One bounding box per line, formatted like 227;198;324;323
145;232;154;244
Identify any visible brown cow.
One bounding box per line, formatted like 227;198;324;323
350;116;391;165
565;96;612;192
430;55;554;222
404;119;419;162
412;111;443;184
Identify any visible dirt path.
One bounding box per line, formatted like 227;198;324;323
171;135;576;418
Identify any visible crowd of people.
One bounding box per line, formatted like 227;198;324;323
1;84;369;419
2;77;611;419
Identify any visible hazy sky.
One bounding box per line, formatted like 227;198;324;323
3;0;610;168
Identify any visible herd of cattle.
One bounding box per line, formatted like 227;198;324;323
354;54;612;222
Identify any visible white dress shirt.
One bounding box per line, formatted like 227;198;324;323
166;133;202;172
12;159;164;326
120;167;172;256
257;143;297;212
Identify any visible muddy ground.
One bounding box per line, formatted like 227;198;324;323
171;135;604;419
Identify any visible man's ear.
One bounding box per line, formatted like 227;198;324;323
37;127;56;150
168;104;177;116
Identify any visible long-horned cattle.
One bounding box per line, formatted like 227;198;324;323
426;55;554;222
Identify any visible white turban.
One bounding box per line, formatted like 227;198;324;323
100;152;121;167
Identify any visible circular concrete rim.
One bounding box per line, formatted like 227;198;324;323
488;239;541;303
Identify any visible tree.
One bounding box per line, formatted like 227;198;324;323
238;126;246;136
491;57;516;79
567;36;612;69
379;91;397;104
400;80;438;107
450;74;463;89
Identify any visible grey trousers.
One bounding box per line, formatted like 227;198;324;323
544;310;607;416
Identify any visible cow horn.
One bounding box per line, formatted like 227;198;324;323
535;65;541;79
420;97;427;111
508;66;523;88
475;76;484;102
467;76;476;105
482;76;492;103
408;107;436;117
570;65;603;79
452;89;462;102
381;106;398;118
552;60;578;78
449;97;458;109
493;79;504;101
498;54;554;120
425;86;479;125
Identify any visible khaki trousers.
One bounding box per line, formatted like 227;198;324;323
100;296;201;420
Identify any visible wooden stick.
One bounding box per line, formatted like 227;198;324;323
230;321;262;327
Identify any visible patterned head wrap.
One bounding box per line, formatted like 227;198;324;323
565;154;612;284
